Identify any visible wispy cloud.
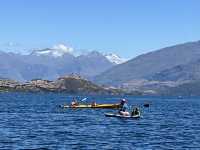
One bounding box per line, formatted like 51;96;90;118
0;42;26;54
2;42;21;47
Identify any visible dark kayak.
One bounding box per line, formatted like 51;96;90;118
105;113;141;119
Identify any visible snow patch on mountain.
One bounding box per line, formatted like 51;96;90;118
31;45;126;65
104;53;126;64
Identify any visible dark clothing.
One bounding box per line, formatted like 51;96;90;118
131;109;140;116
119;103;129;112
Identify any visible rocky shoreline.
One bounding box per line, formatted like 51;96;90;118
0;76;140;95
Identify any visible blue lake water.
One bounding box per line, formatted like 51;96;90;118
0;92;200;149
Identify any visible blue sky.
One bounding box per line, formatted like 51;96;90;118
0;0;200;58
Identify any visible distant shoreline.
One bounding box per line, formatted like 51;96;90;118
0;76;141;96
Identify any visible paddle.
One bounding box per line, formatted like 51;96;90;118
81;97;87;102
78;97;88;105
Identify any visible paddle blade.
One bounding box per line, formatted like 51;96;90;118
81;98;87;102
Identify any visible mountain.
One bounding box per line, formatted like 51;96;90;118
149;59;200;82
30;50;115;78
94;41;200;86
32;47;126;64
160;80;200;96
0;48;123;81
0;51;28;81
76;51;114;77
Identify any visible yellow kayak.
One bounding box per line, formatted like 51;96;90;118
62;104;120;109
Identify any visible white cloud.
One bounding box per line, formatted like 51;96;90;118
31;44;75;57
0;42;25;54
52;44;74;54
39;44;74;57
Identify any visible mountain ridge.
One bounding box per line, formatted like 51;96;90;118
94;40;200;86
0;49;126;81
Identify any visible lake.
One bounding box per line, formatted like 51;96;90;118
0;92;200;149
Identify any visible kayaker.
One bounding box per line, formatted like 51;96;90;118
119;99;130;116
131;107;140;116
91;101;97;107
71;98;79;107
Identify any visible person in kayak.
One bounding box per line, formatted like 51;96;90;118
131;107;140;116
118;99;130;116
71;98;79;107
91;101;97;107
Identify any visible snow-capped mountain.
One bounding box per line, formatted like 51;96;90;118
104;53;126;64
32;45;126;65
0;49;120;81
0;42;128;81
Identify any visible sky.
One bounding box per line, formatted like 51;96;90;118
0;0;200;58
